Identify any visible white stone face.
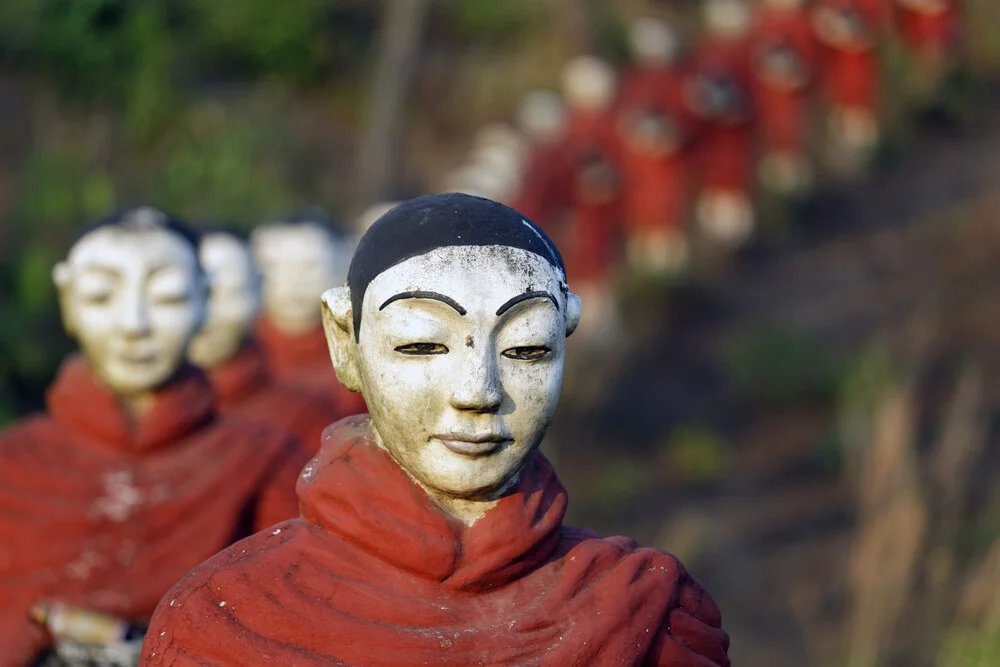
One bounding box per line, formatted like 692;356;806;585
53;226;207;398
518;90;567;143
562;56;617;110
347;246;575;501
252;223;343;335
630;17;681;65
188;233;260;369
704;0;751;37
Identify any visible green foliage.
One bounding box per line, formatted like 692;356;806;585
723;326;845;406
438;0;536;42
590;458;654;505
660;426;731;481
937;628;1000;667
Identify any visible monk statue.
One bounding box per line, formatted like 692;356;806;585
0;207;308;665
187;230;334;454
251;210;368;419
141;194;730;667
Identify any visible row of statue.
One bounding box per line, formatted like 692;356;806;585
0;198;731;666
434;0;961;289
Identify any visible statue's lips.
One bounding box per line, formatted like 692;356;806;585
433;434;512;457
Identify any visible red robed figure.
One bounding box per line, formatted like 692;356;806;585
141;416;730;666
0;359;308;666
689;35;756;198
513;140;575;245
812;0;880;114
561;107;625;285
893;0;960;60
254;316;368;420
206;340;334;454
616;60;697;235
751;3;820;157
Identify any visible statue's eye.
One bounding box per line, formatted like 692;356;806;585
502;346;551;361
394;343;449;356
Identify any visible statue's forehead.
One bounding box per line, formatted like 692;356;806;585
364;245;562;306
67;227;196;270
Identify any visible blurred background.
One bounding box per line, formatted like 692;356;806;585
2;0;1000;665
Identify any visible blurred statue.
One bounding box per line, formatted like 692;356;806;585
893;0;961;84
689;0;757;246
355;201;401;240
251;210;368;419
440;162;519;203
751;0;820;196
513;90;575;241
188;230;333;453
811;0;881;173
0;207;307;665
618;17;696;276
560;55;625;287
141;193;731;667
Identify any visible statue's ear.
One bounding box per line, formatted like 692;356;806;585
565;291;582;337
320;286;362;393
52;262;76;337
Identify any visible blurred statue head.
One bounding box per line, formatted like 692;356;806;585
187;231;261;370
355;201;401;239
251;209;348;337
321;194;581;520
561;56;617;111
517;90;568;143
473;122;526;157
53;206;208;399
762;0;805;8
440;164;518;203
630;17;682;65
704;0;751;38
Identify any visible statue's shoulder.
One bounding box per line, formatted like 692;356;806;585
0;413;63;458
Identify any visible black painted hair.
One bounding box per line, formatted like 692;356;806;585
74;206;205;274
347;193;565;337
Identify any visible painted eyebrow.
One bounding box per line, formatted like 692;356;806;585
495;291;559;316
379;291;467;315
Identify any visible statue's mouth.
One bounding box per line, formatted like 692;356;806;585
432;433;512;457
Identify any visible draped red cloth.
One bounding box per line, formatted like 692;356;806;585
894;0;958;58
0;358;307;666
513;141;575;242
562;108;625;284
690;37;756;194
208;341;333;454
254;317;368;419
141;416;730;667
813;0;880;111
751;6;819;154
617;64;696;233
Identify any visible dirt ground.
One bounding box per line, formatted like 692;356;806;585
549;87;1000;666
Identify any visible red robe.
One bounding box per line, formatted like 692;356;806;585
141;416;731;666
0;359;307;666
513;140;575;244
254;316;368;420
689;36;756;195
562;108;625;285
208;341;334;454
813;0;880;112
617;63;696;234
893;0;959;59
752;5;820;155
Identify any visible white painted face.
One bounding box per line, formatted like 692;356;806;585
561;56;617;110
517;90;567;143
704;0;751;37
630;17;681;65
251;223;342;335
322;245;581;501
53;225;207;398
188;233;261;369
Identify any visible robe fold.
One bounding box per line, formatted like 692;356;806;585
513;141;575;243
208;341;333;454
254;317;368;420
617;64;696;235
141;416;730;667
0;359;307;667
894;0;958;59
